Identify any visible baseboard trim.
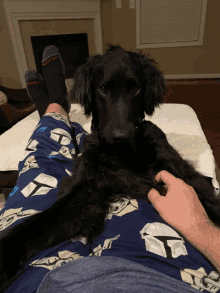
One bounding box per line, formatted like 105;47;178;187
165;74;220;80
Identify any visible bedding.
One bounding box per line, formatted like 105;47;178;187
0;103;219;195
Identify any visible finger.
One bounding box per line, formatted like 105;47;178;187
155;170;179;188
148;188;164;207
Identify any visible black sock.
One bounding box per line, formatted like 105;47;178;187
25;70;49;118
41;45;70;114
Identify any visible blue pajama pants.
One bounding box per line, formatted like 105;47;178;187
0;113;219;293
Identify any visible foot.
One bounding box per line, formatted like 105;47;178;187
42;45;70;114
25;70;49;118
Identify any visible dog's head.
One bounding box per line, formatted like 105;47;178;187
70;44;166;145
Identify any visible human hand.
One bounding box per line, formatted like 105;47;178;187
148;170;211;235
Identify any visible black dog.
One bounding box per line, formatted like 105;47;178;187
1;44;220;291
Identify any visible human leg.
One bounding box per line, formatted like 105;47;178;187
25;70;49;118
45;103;69;120
25;69;69;119
0;113;88;292
42;45;70;114
25;45;70;119
0;45;86;214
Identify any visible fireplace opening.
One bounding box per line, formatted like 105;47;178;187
31;33;89;79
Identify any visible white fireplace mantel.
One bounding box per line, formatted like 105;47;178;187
3;0;103;87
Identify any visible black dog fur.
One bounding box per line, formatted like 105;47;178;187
1;44;220;291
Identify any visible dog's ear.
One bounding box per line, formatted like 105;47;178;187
105;43;123;52
138;54;167;116
70;56;97;117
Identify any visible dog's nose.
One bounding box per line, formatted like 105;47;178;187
112;129;130;142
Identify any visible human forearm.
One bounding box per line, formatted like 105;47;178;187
183;219;220;272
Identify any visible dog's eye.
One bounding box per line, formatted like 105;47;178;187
133;88;141;95
100;87;108;95
99;86;140;95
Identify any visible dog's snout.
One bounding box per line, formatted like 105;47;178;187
112;129;130;143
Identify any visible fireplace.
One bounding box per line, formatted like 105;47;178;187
31;33;89;79
3;0;103;88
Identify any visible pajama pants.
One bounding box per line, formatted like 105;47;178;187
0;113;219;293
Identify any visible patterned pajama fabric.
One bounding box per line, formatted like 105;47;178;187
0;113;219;293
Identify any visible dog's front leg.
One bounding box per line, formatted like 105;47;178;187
142;121;182;174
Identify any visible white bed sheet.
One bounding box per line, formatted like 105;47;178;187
0;103;219;195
